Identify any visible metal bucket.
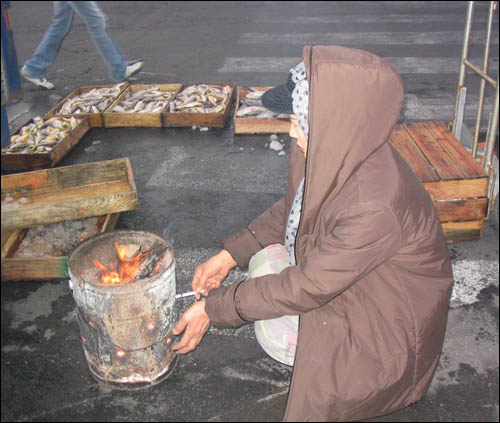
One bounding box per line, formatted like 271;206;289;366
68;230;177;389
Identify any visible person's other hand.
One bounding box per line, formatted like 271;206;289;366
192;249;237;299
171;301;210;354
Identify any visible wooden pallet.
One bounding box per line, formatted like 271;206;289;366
389;121;489;242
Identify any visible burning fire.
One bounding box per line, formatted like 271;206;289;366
93;242;146;284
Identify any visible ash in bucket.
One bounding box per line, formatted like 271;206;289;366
68;231;178;390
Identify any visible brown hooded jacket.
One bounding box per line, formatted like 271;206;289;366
205;45;454;422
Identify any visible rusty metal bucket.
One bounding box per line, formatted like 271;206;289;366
68;230;177;389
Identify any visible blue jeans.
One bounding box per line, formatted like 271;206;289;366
21;1;129;82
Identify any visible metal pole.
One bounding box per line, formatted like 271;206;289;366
482;71;499;173
472;1;496;159
452;1;475;140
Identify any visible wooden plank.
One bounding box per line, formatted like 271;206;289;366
234;87;291;134
103;84;183;128
1;116;91;171
101;212;120;231
1;228;25;258
425;121;487;178
164;83;235;128
389;125;440;182
3;191;137;230
1;158;130;194
1;257;70;280
402;122;467;180
434;198;488;222
13;180;131;207
441;220;484;242
1;158;138;229
1;213;120;281
424;178;489;201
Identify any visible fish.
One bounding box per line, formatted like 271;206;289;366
169;84;232;113
236;88;290;119
2;116;83;154
111;86;174;113
56;83;126;115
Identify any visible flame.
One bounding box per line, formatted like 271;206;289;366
94;243;145;285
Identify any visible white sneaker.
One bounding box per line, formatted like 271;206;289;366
124;60;144;80
22;74;55;90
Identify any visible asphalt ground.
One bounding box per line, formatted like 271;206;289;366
1;2;499;422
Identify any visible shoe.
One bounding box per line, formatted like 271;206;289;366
124;60;144;80
21;74;55;90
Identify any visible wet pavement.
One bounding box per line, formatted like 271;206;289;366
1;2;498;422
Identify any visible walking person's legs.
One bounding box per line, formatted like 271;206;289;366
71;1;141;82
21;1;73;88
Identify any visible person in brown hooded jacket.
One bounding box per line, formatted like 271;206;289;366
171;45;454;422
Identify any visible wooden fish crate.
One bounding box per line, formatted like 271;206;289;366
46;84;128;127
1;116;90;171
389;121;489;242
1;213;120;281
1;158;139;230
103;83;183;128
164;83;236;128
234;86;291;134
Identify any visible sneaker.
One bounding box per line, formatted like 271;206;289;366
124;60;144;80
21;74;55;90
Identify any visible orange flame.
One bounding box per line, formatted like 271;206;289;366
94;243;145;285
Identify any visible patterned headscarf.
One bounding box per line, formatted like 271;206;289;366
290;62;309;139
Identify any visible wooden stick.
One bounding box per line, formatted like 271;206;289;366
133;241;167;281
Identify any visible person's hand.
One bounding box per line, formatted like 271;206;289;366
171;301;211;354
192;249;237;300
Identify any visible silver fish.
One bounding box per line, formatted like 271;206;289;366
111;87;174;113
57;83;125;115
169;84;231;113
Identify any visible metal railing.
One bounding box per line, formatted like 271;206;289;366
452;1;499;219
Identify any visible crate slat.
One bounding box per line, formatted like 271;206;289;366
434;198;488;222
389;126;440;182
441;220;484;242
423;179;489;202
402;122;467;180
1;158;138;229
426;121;487;178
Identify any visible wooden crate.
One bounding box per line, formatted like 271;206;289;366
1;213;120;281
164;83;235;128
1;158;139;230
1;116;90;171
103;84;183;128
389;121;489;242
234;86;291;134
46;84;128;127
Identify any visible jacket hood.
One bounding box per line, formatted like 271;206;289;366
299;45;404;234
